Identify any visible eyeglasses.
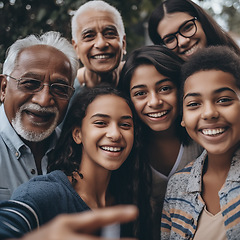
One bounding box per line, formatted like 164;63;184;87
5;75;75;100
162;17;198;50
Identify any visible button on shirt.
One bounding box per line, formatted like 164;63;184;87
0;104;60;201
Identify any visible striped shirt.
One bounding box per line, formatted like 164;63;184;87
161;149;240;240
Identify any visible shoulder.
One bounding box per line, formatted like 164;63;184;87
11;171;68;201
166;161;194;195
167;150;207;195
182;140;204;160
178;141;204;171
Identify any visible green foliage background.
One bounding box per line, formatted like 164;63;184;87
0;0;239;72
0;0;160;71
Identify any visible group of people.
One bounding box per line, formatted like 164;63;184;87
0;0;240;239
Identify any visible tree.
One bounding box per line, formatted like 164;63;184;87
1;0;239;72
0;0;159;71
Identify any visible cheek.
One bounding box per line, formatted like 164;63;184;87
125;132;134;151
166;92;178;111
196;25;207;43
57;103;69;123
77;43;90;58
132;101;143;117
182;112;197;131
4;90;29;120
171;96;178;112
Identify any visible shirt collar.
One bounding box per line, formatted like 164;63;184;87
187;147;240;193
187;150;207;193
0;104;60;158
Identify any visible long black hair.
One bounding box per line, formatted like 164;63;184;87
118;45;190;145
47;84;152;240
148;0;240;55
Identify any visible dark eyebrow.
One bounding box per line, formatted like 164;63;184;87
214;87;236;94
21;72;69;85
91;113;133;120
162;18;194;39
121;115;133;120
130;78;171;91
183;92;200;100
183;87;237;100
21;72;42;79
81;28;95;36
103;25;118;32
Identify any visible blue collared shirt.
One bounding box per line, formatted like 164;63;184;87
0;104;60;201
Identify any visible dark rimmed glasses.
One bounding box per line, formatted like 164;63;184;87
162;17;198;50
5;75;75;100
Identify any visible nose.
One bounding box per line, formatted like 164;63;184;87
106;123;122;142
147;92;163;108
177;34;191;48
201;103;219;120
94;34;109;49
31;85;55;107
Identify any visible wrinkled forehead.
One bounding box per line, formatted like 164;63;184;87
13;45;72;82
77;9;122;35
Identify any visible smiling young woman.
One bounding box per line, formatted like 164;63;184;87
0;85;152;240
148;0;240;61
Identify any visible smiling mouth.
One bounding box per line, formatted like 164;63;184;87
201;128;226;136
146;111;168;118
91;54;113;60
183;43;198;56
100;146;122;152
25;110;55;123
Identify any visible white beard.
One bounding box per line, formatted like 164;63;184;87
12;103;59;142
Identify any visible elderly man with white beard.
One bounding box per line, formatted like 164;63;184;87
0;31;79;201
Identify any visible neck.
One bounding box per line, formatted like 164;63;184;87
83;68;118;87
146;124;181;176
72;158;113;209
206;151;234;174
148;121;178;140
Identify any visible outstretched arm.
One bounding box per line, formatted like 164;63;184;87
7;205;138;240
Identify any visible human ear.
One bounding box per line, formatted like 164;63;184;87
72;39;81;60
122;35;127;55
72;127;82;144
181;120;186;127
0;75;7;103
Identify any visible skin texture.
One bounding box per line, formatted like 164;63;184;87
0;45;72;138
9;205;138;240
157;12;207;61
0;45;72;174
71;94;134;209
72;9;126;74
130;64;178;132
181;69;240;214
182;70;240;157
73;94;134;172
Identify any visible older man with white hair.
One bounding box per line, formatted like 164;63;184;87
0;31;79;200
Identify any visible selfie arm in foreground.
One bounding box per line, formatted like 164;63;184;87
4;205;138;240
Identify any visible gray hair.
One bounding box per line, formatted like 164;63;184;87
71;0;125;42
2;31;79;83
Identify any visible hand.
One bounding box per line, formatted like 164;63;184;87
12;205;138;240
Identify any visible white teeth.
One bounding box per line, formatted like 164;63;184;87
93;55;110;59
101;146;121;152
185;45;197;55
202;128;225;136
148;111;167;118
